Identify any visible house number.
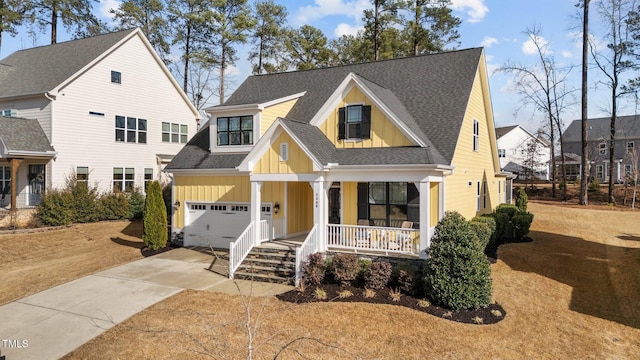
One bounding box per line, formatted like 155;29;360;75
315;193;318;208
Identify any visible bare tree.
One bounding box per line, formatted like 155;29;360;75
579;0;590;205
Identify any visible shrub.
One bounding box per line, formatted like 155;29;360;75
313;288;327;300
468;221;491;250
99;192;130;220
37;189;74;226
515;188;528;212
143;181;168;250
474;216;497;246
127;190;145;220
588;179;600;192
424;211;492;310
512;212;535;241
302;252;326;286
66;177;100;223
495;204;519;241
331;253;360;286
396;268;415;294
364;261;392;290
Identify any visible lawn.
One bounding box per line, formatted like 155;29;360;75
0;221;144;306
61;202;640;359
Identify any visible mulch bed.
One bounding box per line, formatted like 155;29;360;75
277;283;506;325
140;243;180;257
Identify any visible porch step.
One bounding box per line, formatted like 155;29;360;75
235;246;296;285
233;271;293;285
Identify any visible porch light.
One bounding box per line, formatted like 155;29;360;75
173;200;181;209
274;202;280;214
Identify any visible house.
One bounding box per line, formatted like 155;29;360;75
495;125;551;180
166;48;509;280
0;28;200;210
562;115;640;183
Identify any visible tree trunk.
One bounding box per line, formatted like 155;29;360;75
374;2;380;61
183;23;191;93
608;111;616;204
51;1;58;44
219;45;226;105
580;0;590;205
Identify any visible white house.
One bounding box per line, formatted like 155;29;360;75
0;28;200;209
496;125;551;180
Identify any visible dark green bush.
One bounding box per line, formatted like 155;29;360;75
515;188;528;212
473;216;496;246
331;253;360;286
143;181;168;250
99;192;130;220
364;261;392;290
67;179;100;223
424;211;492;310
127;190;145;220
512;212;534;241
469;221;491;250
37;189;74;226
588;179;600;192
302;252;326;286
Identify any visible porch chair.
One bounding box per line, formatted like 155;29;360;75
354;219;371;247
389;221;414;251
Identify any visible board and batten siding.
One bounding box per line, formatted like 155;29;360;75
253;131;314;174
260;99;298;136
341;182;358;225
318;86;414;148
50;33;198;193
286;181;313;234
445;60;500;219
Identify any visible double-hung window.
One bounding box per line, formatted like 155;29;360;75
338;105;371;140
596;165;604;179
368;182;408;227
627;142;634;154
599;142;607;155
77;166;89;184
498;149;506;158
162;122;188;143
113;168;135;192
0;166;10;196
115;116;146;143
217;116;253;146
111;70;121;84
473;120;479;152
476;181;481;211
144;168;153;192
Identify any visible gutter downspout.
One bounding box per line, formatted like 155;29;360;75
44;92;55;191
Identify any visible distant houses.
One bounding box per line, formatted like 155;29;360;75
495;125;551;181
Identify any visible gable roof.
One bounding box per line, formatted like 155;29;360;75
0;29;136;99
563;115;640;142
495;125;518;139
0;117;56;155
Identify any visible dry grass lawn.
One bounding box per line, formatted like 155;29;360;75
0;221;143;305
62;202;640;359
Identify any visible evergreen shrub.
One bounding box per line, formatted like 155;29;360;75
143;181;167;250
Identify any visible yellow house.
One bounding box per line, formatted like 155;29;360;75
166;48;510;280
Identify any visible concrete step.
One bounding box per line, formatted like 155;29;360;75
241;257;295;267
233;271;294;285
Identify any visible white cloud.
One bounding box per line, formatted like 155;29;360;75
480;36;497;48
334;23;363;37
450;0;489;23
292;0;370;26
99;0;120;20
485;54;494;62
561;50;572;58
521;35;550;55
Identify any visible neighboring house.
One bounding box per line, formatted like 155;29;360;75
562;115;640;183
166;47;509;274
0;28;200;209
496;125;551;180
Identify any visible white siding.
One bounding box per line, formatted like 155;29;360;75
0;97;52;139
497;126;551;180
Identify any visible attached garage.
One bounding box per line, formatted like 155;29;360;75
184;202;272;248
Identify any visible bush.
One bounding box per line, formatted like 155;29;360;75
515;188;528;212
143;181;168;250
37;189;74;226
331;253;360;286
67;178;100;223
99;192;130;220
512;212;534;241
424;211;492;310
127;190;145;220
468;221;491;250
302;253;326;286
364;261;392;290
473;216;496;247
588;179;600;192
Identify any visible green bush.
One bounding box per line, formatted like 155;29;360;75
302;252;326;286
424;211;492;310
331;253;360;286
37;189;74;226
99;192;130;220
513;212;534;241
515;188;528;212
473;216;497;247
143;181;168;250
67;178;100;223
588;179;600;192
364;261;392;290
468;221;491;250
127;190;145;220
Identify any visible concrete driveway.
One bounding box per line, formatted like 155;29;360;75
0;248;292;360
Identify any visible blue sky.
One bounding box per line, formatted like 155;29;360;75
1;0;631;131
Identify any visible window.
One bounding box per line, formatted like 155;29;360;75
77;166;89;183
498;149;506;158
596;165;604;179
0;166;10;197
163;122;189;144
279;143;289;161
368;182;408;227
473;120;479;152
627;142;635;153
113;167;135;192
111;70;121;84
216;116;252;146
338;105;371;140
599;142;607;155
0;109;17;117
115;115;146;143
476;181;481;211
498;181;502;204
625;165;632;177
483;179;487;209
144;168;153;192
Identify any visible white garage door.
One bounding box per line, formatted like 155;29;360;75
184;202;272;249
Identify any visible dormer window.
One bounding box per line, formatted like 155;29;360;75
217;116;253;145
111;70;121;84
338;105;371;140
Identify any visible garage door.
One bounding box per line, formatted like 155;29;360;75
184;202;272;248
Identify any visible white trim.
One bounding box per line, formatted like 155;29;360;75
205;91;307;113
250;173;324;182
166;169;246;176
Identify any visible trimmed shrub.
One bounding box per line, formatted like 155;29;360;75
513;212;534;241
469;221;491;250
127;190;145;220
473;216;496;247
424;211;492;310
588;179;600;192
495;204;519;240
396;269;415;294
99;192;130;220
143;181;168;250
37;189;74;226
364;261;392;290
331;253;360;286
67;179;100;223
302;252;326;286
515;188;528;212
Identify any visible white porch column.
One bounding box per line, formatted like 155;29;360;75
311;180;330;252
251;181;262;246
418;181;430;257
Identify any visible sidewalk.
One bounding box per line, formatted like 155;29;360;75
0;248;292;360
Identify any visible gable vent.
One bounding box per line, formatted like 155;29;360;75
279;142;289;162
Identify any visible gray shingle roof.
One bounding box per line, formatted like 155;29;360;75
170;48;484;170
0;117;55;154
0;29;136;99
165;127;246;170
495;125;518;139
563;115;640;142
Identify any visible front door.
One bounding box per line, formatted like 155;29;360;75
328;187;340;224
28;164;45;206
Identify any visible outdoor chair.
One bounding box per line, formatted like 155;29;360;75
388;221;414;251
354;219;371;247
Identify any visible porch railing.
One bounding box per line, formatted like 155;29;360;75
327;224;419;255
229;220;270;278
294;224;319;286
